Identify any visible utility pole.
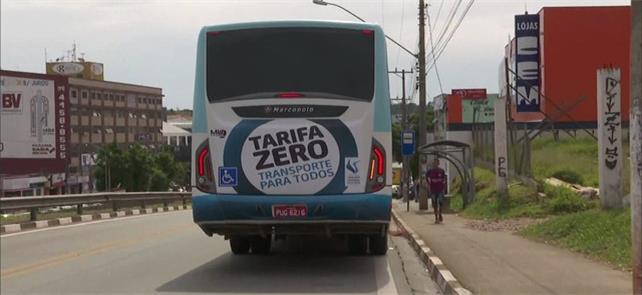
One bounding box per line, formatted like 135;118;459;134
417;0;429;210
630;1;641;293
390;68;413;212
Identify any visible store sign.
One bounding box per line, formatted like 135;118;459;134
462;95;496;123
452;88;487;100
81;153;97;167
514;14;541;112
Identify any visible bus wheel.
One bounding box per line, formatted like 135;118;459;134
369;233;388;255
230;236;250;255
250;236;271;255
348;235;367;255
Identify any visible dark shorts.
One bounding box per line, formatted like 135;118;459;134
430;192;444;205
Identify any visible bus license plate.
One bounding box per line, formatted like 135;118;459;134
272;205;308;218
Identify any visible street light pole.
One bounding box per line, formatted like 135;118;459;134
313;0;429;210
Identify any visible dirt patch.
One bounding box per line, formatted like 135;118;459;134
466;218;547;232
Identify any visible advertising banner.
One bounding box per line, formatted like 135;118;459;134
514;14;541;112
218;118;360;195
0;71;69;174
462;94;496;123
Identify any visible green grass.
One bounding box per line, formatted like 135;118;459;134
520;209;632;269
449;165;629;269
449;165;600;220
531;135;630;194
449;167;550;219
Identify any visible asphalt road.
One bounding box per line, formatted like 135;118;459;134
1;210;440;294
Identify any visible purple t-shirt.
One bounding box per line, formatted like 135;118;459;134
426;168;446;193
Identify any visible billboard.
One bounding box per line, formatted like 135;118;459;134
452;88;487;100
462;94;497;123
0;71;69;174
46;61;104;81
514;14;541;112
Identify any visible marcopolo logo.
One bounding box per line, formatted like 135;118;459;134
241;119;340;194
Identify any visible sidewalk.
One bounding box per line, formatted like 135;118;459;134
392;199;632;295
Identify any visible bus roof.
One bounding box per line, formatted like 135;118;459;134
200;20;383;34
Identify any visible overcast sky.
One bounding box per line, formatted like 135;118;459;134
1;0;628;109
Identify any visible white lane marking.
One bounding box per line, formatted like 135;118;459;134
375;255;399;295
1;210;189;238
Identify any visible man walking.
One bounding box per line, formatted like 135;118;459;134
426;158;446;223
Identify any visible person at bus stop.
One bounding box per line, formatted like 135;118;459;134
426;158;446;224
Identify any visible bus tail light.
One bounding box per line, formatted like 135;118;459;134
195;140;216;193
277;92;304;98
366;139;386;192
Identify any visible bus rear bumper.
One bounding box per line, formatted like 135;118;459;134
192;192;391;237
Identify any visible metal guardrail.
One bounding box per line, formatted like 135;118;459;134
0;192;191;221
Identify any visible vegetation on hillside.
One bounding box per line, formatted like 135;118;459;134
520;209;631;269
448;165;630;269
531;135;631;193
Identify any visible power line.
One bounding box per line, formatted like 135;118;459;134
394;0;406;66
426;9;445;97
433;0;462;51
432;0;445;30
426;0;474;72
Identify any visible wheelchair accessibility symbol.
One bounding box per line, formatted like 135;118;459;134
218;167;238;187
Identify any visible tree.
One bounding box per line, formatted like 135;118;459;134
392;123;402;162
124;144;154;191
94;143;187;192
94;143;126;191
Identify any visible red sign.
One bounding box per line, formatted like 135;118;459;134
451;88;487;100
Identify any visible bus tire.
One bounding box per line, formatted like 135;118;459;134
230;236;250;255
369;233;388;255
250;236;271;255
348;235;368;255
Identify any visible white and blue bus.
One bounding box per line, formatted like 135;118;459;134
191;20;392;255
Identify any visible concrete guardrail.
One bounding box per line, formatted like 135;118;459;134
0;192;191;221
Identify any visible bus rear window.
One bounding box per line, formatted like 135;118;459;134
206;27;375;102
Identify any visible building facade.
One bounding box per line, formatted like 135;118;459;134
67;77;164;192
1;63;164;196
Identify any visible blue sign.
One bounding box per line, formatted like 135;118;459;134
402;130;415;156
218;167;238;187
514;14;541;112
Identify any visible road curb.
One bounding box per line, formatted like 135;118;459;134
391;208;473;295
1;205;192;235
